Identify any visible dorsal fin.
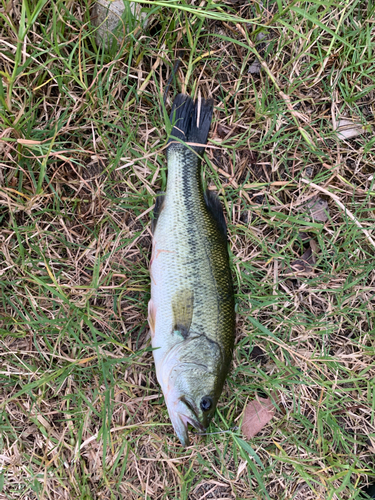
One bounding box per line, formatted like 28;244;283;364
204;189;227;240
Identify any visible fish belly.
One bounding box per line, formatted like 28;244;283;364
149;196;219;383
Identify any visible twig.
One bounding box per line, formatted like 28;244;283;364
163;52;183;107
301;178;375;250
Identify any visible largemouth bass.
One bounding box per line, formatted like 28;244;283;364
148;94;235;446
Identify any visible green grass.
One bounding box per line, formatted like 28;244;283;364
1;0;375;498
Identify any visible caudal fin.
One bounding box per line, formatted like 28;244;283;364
168;94;213;155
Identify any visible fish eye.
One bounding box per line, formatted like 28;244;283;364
200;396;212;412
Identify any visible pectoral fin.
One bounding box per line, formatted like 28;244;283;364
172;289;194;339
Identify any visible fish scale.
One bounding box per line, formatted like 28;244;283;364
148;94;235;446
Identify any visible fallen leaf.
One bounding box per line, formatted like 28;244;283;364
249;345;267;364
285;238;319;275
335;119;368;140
248;33;267;74
295;348;314;358
216;123;237;139
309;238;319;254
248;60;261;74
304;196;329;222
288;247;315;273
303;165;314;178
242;397;275;439
298;231;310;242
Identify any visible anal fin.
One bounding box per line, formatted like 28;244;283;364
172;289;194;339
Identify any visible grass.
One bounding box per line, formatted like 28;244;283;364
1;0;375;498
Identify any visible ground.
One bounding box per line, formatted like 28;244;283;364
1;0;375;499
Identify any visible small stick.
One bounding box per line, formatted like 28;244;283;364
301;178;375;250
163;52;183;107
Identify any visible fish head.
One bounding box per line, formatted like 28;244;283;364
165;366;220;446
160;336;227;446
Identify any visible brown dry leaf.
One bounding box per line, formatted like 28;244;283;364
249;345;267;364
298;231;310;242
242;397;275;439
248;33;267;74
248;59;261;74
288;246;315;273
309;238;319;254
216;123;237;139
335;119;368;140
285;238;319;275
304;196;329;222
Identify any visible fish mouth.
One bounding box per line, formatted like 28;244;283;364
173;412;205;447
179;412;205;433
168;397;205;447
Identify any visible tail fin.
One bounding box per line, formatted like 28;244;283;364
168;94;213;155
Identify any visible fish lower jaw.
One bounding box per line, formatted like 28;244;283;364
178;413;205;433
171;412;206;447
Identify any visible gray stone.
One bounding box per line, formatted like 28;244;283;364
91;0;148;49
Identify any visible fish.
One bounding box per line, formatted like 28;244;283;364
148;94;235;446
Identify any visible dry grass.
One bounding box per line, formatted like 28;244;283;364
1;0;375;498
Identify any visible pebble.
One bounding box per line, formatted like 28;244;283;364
91;0;148;49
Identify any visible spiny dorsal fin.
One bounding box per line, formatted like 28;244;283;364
171;289;194;339
151;192;165;234
204;189;227;240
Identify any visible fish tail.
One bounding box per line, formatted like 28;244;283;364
168;94;213;155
